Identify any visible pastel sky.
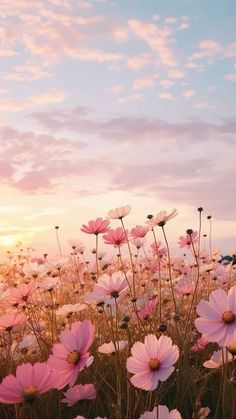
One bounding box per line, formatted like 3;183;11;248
0;0;235;256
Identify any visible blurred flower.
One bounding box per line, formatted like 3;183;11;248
98;340;128;354
62;383;96;406
107;205;131;220
39;276;59;291
132;238;146;249
0;313;27;332
130;225;149;239
81;218;110;235
203;348;233;368
191;336;208;352
178;231;198;248
145;209;178;228
139;405;181;418
23;262;48;279
138;298;157;320
127;334;179;391
103;228;127;247
195;286;236;347
57;303;87;317
6;282;37;306
48;320;95;389
0;362;56;404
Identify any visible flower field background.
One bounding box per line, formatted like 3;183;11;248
0;206;235;419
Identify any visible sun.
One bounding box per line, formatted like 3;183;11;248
0;236;15;246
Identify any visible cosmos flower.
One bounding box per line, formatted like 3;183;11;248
39;276;59;291
130;225;149;239
139;405;181;418
107;205;131;220
178;231;198;248
0;362;56;404
175;279;194;296
190;336;208;352
56;303;87;317
0;313;27;332
203;348;233;368
47;320;95;389
195;286;236;347
126;334;179;391
98;340;128;354
103;228;127;247
146;209;178;228
85;271;128;303
23;262;48;279
81;218;110;235
6;282;37;306
61;384;96;406
138;298;157;320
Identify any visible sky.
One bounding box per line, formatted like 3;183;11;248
0;0;235;257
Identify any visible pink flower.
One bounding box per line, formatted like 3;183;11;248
146;209;178;228
47;320;95;389
178;231;198;248
175;279;194;296
0;362;56;404
126;334;179;391
151;241;166;256
130;225;149;239
6;282;37;307
103;227;127;247
0;313;27;332
85;271;128;303
195;286;236;347
107;205;131;220
191;336;208;352
61;383;96;406
138;298;157;320
81;218;110;235
139;405;181;418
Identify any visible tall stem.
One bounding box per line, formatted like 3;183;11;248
161;226;177;313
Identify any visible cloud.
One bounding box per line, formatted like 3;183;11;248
183;90;197;99
128;19;177;67
224;73;236;81
168;69;185;78
127;53;151;70
30;88;67;105
29;107;236;146
160;79;174;89
158;92;173;100
117;94;143;104
188;39;236;66
132;74;157;90
1;64;51;82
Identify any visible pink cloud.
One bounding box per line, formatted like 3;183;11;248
168;69;186;78
128;19;177;67
132;74;157;90
158;92;173;100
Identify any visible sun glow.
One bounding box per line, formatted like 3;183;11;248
0;236;15;247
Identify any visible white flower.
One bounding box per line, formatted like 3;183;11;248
107;205;132;220
98;340;128;354
203;348;233;368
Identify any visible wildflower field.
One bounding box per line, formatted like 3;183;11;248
0;205;235;419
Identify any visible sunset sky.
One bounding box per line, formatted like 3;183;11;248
0;0;235;256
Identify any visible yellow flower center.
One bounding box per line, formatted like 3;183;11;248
149;358;160;370
23;386;37;403
67;350;80;364
227;342;236;355
222;311;235;324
